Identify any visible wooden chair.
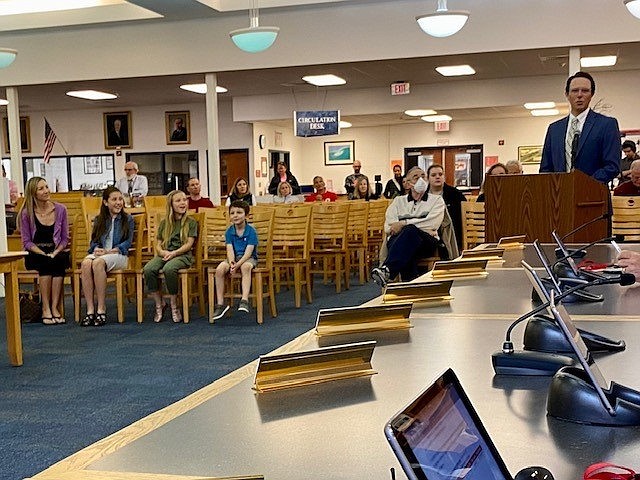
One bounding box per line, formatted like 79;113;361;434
209;209;277;324
80;196;103;231
310;202;350;293
346;201;370;285
142;195;167;212
612;195;640;241
51;192;85;227
461;201;485;250
272;204;313;308
366;199;388;270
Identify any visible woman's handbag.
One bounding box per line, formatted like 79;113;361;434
19;292;42;323
584;462;640;480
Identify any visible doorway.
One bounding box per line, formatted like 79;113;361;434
220;149;249;197
404;145;483;189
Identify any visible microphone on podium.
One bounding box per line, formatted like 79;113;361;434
492;263;632;376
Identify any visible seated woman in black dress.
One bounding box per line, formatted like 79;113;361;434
19;176;70;325
225;177;257;206
267;161;301;195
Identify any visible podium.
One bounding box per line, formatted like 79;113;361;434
484;170;608;243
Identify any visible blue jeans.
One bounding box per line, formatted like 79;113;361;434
385;225;438;281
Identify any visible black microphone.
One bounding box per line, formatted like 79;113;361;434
570;132;580;168
492;272;634;375
559;213;611;242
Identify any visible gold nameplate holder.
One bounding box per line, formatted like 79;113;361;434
429;259;488;280
315;303;413;336
460;247;505;262
497;234;526;250
382;280;453;304
253;341;377;393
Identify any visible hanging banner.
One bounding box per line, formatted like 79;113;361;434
294;110;340;137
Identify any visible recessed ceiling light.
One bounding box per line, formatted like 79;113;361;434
524;102;556;110
404;109;437;116
435;65;475;77
339;120;352;128
179;83;228;94
580;55;617;68
0;99;8;106
66;90;118;100
0;0;125;16
531;109;560;117
302;74;346;87
421;114;452;122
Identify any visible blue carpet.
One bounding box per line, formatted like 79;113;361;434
0;279;380;480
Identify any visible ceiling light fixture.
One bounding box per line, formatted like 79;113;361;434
229;0;279;53
531;109;560;117
66;89;118;100
624;0;640;19
404;109;437;116
179;84;228;94
0;48;17;68
421;114;452;122
524;102;556;110
580;55;617;68
339;121;352;129
302;74;346;87
0;99;8;106
416;0;469;38
435;64;475;76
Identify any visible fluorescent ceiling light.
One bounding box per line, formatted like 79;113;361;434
624;0;640;19
0;99;8;106
66;89;118;100
0;0;124;16
302;74;346;87
531;109;560;117
421;114;452;122
416;0;469;38
404;109;437;116
179;83;228;94
339;121;352;128
524;102;556;110
580;55;617;67
435;64;475;77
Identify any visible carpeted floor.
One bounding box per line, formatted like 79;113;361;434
0;279;380;480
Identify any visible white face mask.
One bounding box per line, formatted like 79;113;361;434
413;176;428;194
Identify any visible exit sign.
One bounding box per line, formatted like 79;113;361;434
390;82;410;95
434;120;450;132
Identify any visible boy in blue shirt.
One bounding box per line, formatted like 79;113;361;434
211;200;259;320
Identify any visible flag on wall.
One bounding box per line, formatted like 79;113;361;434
43;118;57;164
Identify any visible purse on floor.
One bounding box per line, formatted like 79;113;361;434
584;462;640;480
19;292;42;323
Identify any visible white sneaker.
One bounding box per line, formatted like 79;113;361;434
211;305;230;321
371;265;390;287
238;299;250;313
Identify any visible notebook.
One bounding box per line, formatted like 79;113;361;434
385;368;513;480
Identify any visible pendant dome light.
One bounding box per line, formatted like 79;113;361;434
229;0;279;53
416;0;469;38
0;48;17;68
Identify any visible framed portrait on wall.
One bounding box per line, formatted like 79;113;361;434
2;116;31;153
103;111;132;149
165;111;190;145
324;140;355;166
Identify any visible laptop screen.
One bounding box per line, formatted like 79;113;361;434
385;369;512;480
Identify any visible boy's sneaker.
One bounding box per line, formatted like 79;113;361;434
211;304;230;321
238;299;250;313
371;265;390;287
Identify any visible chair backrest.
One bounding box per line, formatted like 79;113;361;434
81;196;103;232
250;209;275;269
146;210;165;251
143;195;166;212
612;195;640;241
461;201;485;250
310;202;350;250
367;199;388;238
70;213;90;268
272;204;312;260
189;212;205;271
128;214;146;270
51;192;85;227
202;207;229;262
346;200;369;247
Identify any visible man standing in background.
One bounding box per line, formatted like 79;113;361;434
539;71;620;184
344;160;364;195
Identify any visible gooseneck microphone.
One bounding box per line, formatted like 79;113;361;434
492;272;634;375
560;213;611;242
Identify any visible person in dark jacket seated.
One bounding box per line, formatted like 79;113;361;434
426;164;466;251
267;161;301;195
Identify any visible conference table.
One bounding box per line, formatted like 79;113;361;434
32;244;640;480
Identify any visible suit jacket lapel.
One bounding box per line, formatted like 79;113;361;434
577;110;596;157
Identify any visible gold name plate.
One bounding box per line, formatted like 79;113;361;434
497;234;526;250
315;303;413;336
430;259;488;279
383;280;453;304
460;247;505;261
253;341;377;393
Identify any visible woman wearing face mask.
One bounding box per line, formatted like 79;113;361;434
426;164;466;251
383;164;404;199
371;166;445;286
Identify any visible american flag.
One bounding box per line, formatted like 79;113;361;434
43;118;57;164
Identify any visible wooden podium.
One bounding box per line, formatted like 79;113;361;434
484;170;609;243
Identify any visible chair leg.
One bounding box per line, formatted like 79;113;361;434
358;248;365;285
136;273;143;323
268;273;277;318
197;276;205;316
344;252;350;291
304;263;313;304
255;272;264;324
335;253;342;293
73;271;81;323
208;268;215;324
181;274;189;324
293;263;302;308
116;274;125;323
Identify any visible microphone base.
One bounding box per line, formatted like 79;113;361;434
555;247;586;259
491;350;576;376
548;367;640;426
523;316;626;354
541;278;603;303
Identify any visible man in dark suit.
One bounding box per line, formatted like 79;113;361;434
539;71;620;184
108;118;128;146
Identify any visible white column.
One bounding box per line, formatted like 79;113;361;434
568;47;581;76
205;73;221;205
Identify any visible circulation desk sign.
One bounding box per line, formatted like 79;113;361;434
294;110;340;137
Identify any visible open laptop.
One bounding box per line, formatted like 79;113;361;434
385;368;513;480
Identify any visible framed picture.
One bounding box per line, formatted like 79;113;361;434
261;157;268;177
324;140;355;166
2;116;31;153
165;111;190;145
518;145;543;165
105;156;113;170
103;111;132;149
83;157;103;174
